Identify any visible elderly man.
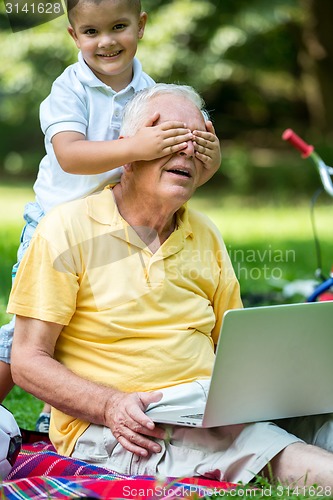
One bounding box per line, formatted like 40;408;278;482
8;84;333;486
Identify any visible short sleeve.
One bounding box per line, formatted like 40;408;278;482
210;238;243;345
8;233;79;325
40;69;88;141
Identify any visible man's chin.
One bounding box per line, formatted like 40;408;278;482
163;183;196;206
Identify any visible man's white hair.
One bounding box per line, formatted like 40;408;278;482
120;83;210;136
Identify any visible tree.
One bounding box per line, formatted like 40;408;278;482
300;0;333;133
0;0;332;182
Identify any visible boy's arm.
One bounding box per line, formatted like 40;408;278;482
52;116;193;175
193;121;221;186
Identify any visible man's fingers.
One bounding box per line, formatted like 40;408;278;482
117;433;161;457
140;390;163;407
116;434;149;456
126;392;164;434
115;421;163;457
107;391;166;457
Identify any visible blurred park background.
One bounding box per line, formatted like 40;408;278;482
1;0;333;427
1;0;333;305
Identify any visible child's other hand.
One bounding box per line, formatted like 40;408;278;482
193;121;221;186
133;112;193;160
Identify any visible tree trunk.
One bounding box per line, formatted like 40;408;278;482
300;0;333;134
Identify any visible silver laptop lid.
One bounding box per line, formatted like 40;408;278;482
203;301;333;427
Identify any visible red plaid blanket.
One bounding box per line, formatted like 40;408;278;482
1;441;236;499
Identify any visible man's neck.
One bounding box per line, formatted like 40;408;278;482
112;184;177;252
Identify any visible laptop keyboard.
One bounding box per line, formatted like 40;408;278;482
180;413;204;420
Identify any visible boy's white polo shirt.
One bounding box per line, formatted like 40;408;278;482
34;52;155;213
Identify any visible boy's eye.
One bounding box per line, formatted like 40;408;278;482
84;28;97;35
113;23;126;30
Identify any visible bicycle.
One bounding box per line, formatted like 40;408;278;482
282;129;333;302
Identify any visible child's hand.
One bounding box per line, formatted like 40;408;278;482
132;113;193;161
193;121;221;186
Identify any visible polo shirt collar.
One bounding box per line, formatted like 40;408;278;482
86;186;123;226
76;52;143;93
86;187;194;240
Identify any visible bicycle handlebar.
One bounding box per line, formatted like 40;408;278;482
282;129;314;158
282;128;333;197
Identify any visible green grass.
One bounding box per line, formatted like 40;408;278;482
0;182;34;315
3;386;43;428
0;182;42;429
1;182;333;430
207;476;333;499
190;190;333;303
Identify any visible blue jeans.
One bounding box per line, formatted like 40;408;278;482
0;201;44;363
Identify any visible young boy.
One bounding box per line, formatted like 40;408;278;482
0;0;221;431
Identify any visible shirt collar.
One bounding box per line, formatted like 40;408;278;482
86;187;193;239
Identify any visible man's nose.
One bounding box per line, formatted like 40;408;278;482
178;139;195;157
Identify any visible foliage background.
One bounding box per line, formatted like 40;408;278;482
1;0;333;309
0;0;333;194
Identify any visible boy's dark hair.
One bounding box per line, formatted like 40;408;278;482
67;0;142;25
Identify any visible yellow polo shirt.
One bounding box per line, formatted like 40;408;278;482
8;187;242;456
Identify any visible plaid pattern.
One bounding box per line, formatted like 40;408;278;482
1;442;235;499
7;442;121;479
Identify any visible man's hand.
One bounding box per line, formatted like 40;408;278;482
106;390;165;457
131;112;193;161
193;121;221;186
12;317;165;459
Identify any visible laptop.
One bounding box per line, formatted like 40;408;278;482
146;301;333;427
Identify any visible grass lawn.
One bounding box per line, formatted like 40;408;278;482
1;181;333;430
192;188;333;303
0;182;43;429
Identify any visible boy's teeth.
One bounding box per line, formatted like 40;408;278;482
101;51;119;57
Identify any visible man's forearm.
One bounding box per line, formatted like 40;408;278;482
12;345;165;456
12;347;115;426
11;316;165;456
10;317;113;425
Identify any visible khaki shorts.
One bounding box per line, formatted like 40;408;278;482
72;381;333;484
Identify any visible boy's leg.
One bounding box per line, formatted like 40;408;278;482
0;360;14;402
0;315;16;402
35;403;51;433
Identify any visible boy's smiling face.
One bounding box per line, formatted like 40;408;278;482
68;0;147;91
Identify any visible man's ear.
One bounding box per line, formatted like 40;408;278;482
123;163;133;172
67;25;80;48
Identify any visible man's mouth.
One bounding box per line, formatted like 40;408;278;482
166;168;191;178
